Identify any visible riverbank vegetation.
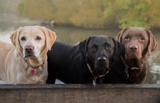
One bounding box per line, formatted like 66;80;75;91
16;0;160;29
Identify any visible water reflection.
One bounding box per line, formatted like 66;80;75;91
0;21;160;84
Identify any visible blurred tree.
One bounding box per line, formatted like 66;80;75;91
18;0;107;28
53;0;79;25
17;0;56;21
147;0;160;28
17;0;160;29
103;0;151;28
71;0;106;29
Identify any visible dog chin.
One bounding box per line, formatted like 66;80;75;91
124;57;143;69
96;67;109;75
24;54;36;58
125;53;141;60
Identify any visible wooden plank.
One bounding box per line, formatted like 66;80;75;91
0;84;160;103
0;84;160;89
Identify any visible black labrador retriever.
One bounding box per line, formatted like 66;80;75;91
46;35;124;85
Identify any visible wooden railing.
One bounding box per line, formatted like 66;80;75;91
0;84;160;103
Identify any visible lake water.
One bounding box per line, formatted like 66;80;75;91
0;21;160;84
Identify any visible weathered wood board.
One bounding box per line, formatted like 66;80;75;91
0;84;160;103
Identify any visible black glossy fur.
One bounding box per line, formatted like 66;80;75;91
46;36;124;84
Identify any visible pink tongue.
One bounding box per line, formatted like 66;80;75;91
31;70;35;74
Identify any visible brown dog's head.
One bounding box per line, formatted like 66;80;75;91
10;26;56;59
116;27;158;62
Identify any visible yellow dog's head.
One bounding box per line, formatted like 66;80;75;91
10;26;56;58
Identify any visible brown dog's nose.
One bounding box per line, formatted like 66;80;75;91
129;45;138;51
25;46;34;53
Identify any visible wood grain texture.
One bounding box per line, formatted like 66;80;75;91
0;84;160;103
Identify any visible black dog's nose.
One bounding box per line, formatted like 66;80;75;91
25;46;34;53
129;45;138;51
97;57;107;62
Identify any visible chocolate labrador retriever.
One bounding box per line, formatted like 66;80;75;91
46;35;124;85
104;27;157;84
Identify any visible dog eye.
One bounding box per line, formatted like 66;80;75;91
92;47;97;50
140;37;145;40
91;46;97;50
125;36;130;40
36;36;41;40
106;45;111;49
21;37;26;41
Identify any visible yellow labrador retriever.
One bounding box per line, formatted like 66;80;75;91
0;26;56;84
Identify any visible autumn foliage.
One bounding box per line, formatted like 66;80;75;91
17;0;160;29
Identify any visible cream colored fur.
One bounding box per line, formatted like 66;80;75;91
0;26;56;84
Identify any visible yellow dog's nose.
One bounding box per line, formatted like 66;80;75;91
25;46;34;53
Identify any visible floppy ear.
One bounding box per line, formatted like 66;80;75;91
112;38;125;61
40;27;57;50
10;27;22;51
79;37;91;57
115;27;129;43
146;29;158;56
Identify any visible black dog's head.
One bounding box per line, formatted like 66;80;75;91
79;35;124;75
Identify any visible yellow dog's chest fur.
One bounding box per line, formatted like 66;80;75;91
18;66;48;84
3;49;48;84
